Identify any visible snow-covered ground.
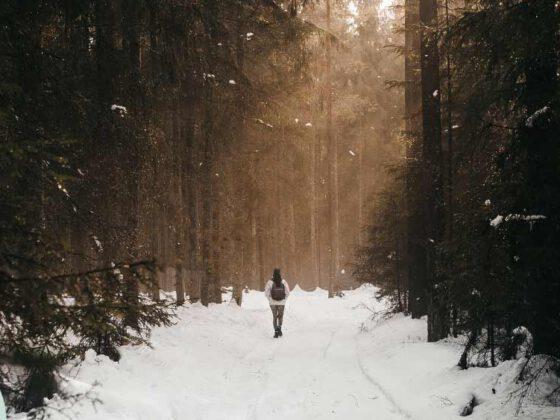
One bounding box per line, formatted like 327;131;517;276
14;285;560;419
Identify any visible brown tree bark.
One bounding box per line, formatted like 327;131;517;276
310;131;321;289
326;0;338;298
419;0;448;341
405;0;427;318
175;263;186;305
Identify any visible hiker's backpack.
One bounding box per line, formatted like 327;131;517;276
270;282;286;301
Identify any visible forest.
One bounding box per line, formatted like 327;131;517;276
1;0;559;418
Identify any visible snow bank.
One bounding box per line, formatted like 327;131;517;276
110;104;127;116
11;284;559;419
526;106;550;128
358;313;560;419
490;214;546;229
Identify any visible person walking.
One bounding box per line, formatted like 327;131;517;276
264;268;290;338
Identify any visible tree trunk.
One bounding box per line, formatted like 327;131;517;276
307;129;320;288
405;0;427;318
289;202;298;283
151;268;163;302
175;263;185;305
419;0;447;341
516;1;558;356
326;0;338;298
357;136;365;248
200;103;213;307
256;208;266;291
250;205;258;290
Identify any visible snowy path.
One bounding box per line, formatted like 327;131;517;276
175;286;406;419
233;305;404;419
28;286;560;420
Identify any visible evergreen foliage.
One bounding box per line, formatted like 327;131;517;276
0;0;351;413
355;0;560;367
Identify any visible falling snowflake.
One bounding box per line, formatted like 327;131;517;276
57;182;70;198
93;235;103;252
110;104;128;116
490;215;504;228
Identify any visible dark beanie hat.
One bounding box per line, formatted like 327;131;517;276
272;268;282;284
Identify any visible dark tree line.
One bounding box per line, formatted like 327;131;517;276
1;0;403;413
355;0;560;369
0;0;315;413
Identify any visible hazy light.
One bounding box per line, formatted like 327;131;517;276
379;0;395;20
347;1;358;16
346;1;359;34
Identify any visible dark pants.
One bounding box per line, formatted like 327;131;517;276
270;305;285;329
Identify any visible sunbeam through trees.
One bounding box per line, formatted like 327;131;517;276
1;0;560;418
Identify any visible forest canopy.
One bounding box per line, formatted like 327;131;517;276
1;0;560;415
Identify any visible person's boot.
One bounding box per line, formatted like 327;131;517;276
278;326;283;337
274;327;279;338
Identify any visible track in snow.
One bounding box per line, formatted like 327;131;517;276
219;288;407;420
39;286;410;420
43;286;559;420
